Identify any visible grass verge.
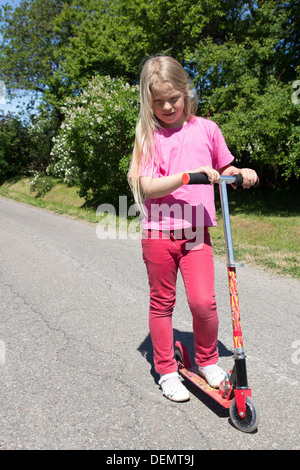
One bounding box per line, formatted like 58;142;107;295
0;177;97;223
212;185;300;278
1;177;299;279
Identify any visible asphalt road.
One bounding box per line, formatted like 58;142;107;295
0;196;299;450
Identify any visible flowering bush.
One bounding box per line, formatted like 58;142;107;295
47;132;80;186
47;75;139;207
30;171;54;197
27;105;60;174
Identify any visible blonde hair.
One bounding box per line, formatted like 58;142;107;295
128;55;198;208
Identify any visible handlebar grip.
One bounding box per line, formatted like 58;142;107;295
233;174;243;187
182;173;210;185
232;174;260;188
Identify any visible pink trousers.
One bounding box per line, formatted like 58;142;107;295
142;228;219;375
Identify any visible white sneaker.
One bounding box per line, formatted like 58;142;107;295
198;364;227;388
158;372;190;402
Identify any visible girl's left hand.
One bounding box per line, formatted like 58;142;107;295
237;168;258;189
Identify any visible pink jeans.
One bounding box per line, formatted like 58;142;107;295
142;228;219;375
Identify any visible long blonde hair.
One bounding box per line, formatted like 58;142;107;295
129;55;198;207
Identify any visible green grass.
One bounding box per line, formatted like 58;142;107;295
0;176;97;223
211;185;300;278
1;177;299;279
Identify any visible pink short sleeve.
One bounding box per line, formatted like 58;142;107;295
138;139;161;178
211;123;234;170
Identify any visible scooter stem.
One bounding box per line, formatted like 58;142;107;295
218;178;243;268
218;178;249;389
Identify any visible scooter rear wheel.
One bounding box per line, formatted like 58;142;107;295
229;396;260;433
174;341;192;369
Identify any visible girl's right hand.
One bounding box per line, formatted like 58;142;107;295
189;166;220;185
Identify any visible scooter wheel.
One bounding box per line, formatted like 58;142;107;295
174;341;192;369
229;396;260;433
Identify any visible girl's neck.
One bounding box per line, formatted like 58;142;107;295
160;116;190;132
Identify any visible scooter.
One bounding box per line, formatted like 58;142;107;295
174;173;260;433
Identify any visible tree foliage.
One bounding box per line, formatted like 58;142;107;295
190;1;300;184
0;0;299;194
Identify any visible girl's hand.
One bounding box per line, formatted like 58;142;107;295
237;168;258;189
219;165;258;189
189;166;220;185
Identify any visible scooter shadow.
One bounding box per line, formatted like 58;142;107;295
138;329;233;418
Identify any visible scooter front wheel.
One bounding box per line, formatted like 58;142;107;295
229;396;260;433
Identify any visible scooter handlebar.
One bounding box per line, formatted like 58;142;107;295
182;172;258;187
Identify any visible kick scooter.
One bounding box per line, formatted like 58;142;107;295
174;173;260;433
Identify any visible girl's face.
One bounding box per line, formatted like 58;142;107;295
151;82;186;129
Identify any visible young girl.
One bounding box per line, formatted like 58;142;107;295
129;55;257;402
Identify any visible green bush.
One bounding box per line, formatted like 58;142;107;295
47;75;139;207
27;105;61;173
0;116;30;183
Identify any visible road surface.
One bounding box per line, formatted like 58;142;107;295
0;196;299;450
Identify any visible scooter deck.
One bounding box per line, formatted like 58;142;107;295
178;365;232;409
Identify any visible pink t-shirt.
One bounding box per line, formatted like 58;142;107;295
139;117;234;230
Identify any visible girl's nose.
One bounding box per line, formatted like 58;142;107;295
163;101;172;111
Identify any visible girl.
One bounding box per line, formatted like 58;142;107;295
129;55;257;402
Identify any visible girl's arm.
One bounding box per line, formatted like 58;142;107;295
218;164;258;189
140;166;220;199
140;164;258;199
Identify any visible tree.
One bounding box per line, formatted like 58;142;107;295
190;0;300;184
54;0;244;85
0;0;72;116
